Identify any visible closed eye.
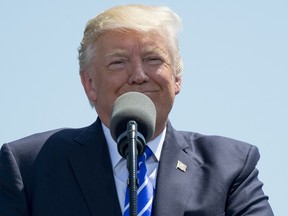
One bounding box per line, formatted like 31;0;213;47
108;59;126;70
145;56;164;65
110;59;125;64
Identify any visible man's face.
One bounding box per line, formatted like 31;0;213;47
81;30;181;138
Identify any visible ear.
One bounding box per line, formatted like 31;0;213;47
174;76;182;95
80;71;97;102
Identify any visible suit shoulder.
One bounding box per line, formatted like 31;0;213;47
2;126;89;166
180;130;256;151
176;130;260;167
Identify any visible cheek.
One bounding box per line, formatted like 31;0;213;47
98;72;129;96
156;70;176;91
150;65;169;79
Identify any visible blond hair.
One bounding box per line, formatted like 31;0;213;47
78;4;183;77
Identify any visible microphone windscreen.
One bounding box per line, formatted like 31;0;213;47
110;92;156;142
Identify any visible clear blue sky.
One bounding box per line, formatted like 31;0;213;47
1;1;287;215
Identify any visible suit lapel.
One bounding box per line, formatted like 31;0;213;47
67;119;201;216
153;122;201;216
68;119;122;216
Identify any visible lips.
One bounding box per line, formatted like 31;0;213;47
133;90;159;98
141;89;158;93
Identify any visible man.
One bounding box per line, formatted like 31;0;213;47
0;4;273;216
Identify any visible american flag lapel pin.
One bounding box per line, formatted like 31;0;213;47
176;160;187;172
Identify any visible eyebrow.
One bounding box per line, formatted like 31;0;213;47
104;46;168;58
144;50;171;64
142;46;168;57
105;49;128;57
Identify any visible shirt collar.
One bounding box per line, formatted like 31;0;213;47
102;123;166;168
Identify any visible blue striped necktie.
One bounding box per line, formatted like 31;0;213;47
124;147;154;216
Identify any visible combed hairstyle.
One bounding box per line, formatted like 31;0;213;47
78;4;183;78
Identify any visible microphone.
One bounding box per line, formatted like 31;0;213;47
110;92;156;158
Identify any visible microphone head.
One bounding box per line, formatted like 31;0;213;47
110;92;156;143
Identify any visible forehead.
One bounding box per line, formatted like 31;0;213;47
94;29;169;54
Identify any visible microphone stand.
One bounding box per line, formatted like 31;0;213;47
126;120;138;216
117;120;146;216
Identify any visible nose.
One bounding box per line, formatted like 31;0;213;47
128;62;149;85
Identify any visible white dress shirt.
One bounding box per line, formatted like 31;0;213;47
102;123;166;214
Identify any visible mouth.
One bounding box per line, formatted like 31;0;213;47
142;90;158;95
133;89;159;94
117;89;159;101
130;90;159;97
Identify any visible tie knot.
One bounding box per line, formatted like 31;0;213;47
138;146;153;163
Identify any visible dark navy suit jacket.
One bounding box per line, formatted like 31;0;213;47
0;118;273;215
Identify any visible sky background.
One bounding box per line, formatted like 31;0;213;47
1;0;287;215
